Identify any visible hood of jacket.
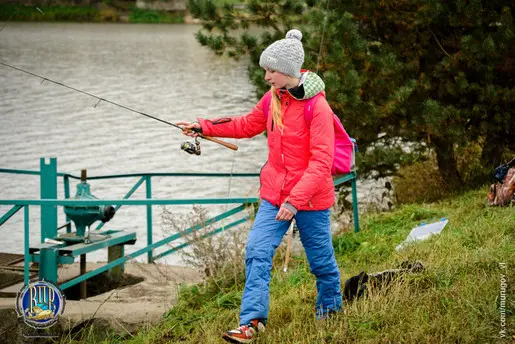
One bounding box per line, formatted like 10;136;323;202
286;71;325;100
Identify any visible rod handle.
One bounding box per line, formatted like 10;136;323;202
199;134;239;151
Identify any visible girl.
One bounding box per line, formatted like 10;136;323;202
178;29;342;343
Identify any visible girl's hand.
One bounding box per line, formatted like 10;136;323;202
276;206;294;221
176;121;202;137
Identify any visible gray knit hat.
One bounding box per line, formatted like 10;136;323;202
259;29;304;78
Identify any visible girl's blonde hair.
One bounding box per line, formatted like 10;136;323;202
270;86;284;130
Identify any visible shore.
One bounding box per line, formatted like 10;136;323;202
0;3;201;24
0;262;203;343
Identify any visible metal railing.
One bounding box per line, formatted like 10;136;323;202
0;164;359;290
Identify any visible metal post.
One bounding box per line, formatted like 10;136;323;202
351;177;360;233
40;158;58;242
24;205;29;286
64;174;71;233
80;254;87;299
39;158;59;283
38;248;58;283
146;176;153;263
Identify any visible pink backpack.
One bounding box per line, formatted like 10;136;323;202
263;91;355;175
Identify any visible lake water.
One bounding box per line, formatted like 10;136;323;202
0;23;387;266
0;23;266;264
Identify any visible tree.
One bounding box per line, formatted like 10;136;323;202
356;0;515;187
189;0;514;189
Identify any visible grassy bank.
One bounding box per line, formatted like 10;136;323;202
0;4;185;24
0;0;245;24
70;188;514;343
0;4;102;22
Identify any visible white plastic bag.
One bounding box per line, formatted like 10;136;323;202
395;218;448;251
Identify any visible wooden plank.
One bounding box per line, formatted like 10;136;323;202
59;231;136;256
0;253;24;267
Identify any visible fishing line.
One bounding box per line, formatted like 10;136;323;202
1;61;238;151
0;61;185;131
316;0;331;73
0;9;19;32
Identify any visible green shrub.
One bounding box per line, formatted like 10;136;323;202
129;8;178;23
0;5;101;22
392;156;448;204
391;141;512;205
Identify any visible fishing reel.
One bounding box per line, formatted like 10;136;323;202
181;136;201;155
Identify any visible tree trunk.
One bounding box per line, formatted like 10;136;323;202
432;137;463;190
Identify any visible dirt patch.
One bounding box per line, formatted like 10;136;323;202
63;272;144;300
0;269;24;290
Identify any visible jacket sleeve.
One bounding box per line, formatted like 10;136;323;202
287;98;335;209
197;95;268;139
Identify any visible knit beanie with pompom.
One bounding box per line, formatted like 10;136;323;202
259;29;304;78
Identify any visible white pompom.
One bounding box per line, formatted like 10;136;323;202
285;29;302;41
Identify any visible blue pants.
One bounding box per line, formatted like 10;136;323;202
240;199;342;325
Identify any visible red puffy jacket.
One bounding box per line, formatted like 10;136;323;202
198;72;335;211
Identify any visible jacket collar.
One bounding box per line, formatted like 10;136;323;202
275;70;325;100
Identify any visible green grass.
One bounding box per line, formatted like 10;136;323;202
128;8;184;24
65;188;514;343
0;4;101;22
0;4;186;24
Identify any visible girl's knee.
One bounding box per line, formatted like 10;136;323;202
245;240;274;260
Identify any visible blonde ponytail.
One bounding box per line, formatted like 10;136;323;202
270;86;284;131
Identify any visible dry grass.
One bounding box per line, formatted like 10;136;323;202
161;204;248;281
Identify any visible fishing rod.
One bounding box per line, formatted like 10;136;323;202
0;61;238;153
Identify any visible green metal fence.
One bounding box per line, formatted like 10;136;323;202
0;161;359;291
